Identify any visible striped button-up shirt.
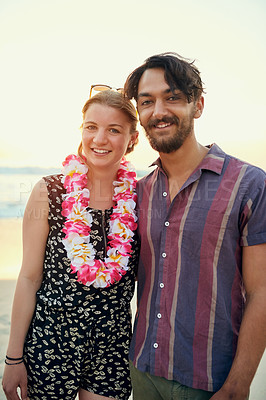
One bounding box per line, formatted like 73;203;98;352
130;143;266;392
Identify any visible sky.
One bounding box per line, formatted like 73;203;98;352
0;0;266;171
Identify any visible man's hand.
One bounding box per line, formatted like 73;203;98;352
210;385;249;400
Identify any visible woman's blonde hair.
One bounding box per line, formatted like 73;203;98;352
78;90;138;159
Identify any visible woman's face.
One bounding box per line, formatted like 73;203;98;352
82;104;137;172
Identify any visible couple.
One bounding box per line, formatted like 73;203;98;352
2;53;266;400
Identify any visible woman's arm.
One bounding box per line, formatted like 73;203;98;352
2;179;49;400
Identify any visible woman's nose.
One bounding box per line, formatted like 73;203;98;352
92;129;108;145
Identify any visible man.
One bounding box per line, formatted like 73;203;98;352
124;53;266;400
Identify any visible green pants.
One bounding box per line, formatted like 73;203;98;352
130;360;215;400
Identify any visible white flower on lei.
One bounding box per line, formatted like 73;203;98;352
68;203;93;225
109;219;134;240
106;247;129;268
114;198;137;218
64;158;88;176
62;233;96;267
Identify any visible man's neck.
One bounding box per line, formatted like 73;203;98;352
160;137;208;178
159;137;209;200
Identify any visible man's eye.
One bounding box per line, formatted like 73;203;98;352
168;92;186;101
168;95;181;101
139;100;152;106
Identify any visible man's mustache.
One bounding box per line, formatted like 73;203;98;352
147;116;179;129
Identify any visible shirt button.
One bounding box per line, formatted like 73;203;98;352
157;313;162;319
153;343;158;349
165;221;169;226
163;192;167;197
160;283;164;288
162;252;166;258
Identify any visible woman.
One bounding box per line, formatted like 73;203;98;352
2;89;139;400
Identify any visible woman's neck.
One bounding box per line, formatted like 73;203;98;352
87;168;118;210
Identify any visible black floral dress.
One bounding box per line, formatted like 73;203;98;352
24;174;139;400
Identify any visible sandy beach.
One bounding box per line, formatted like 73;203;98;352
0;218;265;399
0;218;22;280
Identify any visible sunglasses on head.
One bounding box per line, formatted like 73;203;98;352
89;85;124;98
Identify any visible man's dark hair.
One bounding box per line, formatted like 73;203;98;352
124;52;205;103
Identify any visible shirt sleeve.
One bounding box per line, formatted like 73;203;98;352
240;168;266;246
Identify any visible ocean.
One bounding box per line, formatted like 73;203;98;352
0;169;58;219
0;167;148;220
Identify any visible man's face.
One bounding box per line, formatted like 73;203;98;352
136;68;203;153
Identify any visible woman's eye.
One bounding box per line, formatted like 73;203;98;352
84;125;96;131
110;128;120;134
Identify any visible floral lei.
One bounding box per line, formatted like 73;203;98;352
61;154;138;288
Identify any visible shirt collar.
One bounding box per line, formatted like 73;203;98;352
150;143;226;176
198;143;225;175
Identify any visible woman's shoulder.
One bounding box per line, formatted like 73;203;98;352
42;174;65;202
43;173;63;185
42;173;64;190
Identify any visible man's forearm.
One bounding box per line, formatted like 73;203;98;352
211;290;266;399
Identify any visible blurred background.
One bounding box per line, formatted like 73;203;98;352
0;1;265;398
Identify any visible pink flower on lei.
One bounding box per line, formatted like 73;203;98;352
62;220;91;238
107;239;132;256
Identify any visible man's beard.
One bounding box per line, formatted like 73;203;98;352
143;114;194;154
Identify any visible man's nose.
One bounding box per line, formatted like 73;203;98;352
152;99;168;119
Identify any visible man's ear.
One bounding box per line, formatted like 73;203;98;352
194;96;204;119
